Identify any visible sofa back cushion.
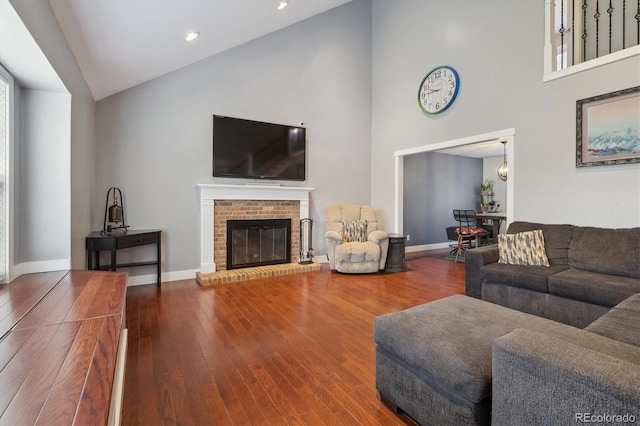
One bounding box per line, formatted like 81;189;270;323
507;222;574;265
568;227;640;278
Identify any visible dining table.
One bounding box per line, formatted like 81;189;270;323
475;212;507;242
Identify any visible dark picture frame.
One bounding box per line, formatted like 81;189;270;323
576;86;640;167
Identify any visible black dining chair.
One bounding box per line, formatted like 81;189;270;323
452;209;491;262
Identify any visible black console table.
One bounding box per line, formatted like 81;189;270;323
86;229;162;286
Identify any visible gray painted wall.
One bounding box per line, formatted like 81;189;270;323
19;89;70;263
8;0;639;281
95;0;372;276
371;1;640;233
404;152;482;245
10;0;96;271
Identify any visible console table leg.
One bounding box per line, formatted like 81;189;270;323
157;240;161;287
110;249;117;271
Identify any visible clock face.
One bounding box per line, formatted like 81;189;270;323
418;66;460;114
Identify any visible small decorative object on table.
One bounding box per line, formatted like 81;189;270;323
102;187;129;234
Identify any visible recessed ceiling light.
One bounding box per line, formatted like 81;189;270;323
277;2;289;10
186;31;200;42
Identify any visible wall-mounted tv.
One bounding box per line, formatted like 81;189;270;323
212;115;306;181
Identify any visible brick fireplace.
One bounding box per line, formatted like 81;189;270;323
215;201;298;271
196;184;314;273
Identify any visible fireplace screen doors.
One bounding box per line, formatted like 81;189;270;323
226;219;291;270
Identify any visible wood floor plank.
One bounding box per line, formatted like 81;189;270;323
123;256;464;425
0;271;68;339
0;325;58;416
0;322;80;425
36;317;104;425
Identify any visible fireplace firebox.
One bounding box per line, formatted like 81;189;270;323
226;219;291;270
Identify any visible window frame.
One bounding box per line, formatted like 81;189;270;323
0;63;14;282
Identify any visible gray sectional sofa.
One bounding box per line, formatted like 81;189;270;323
373;222;640;425
465;221;640;327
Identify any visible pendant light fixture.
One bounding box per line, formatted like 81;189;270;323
496;140;508;181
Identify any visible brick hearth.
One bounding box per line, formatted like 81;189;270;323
196;262;322;286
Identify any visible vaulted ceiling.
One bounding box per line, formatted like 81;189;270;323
48;0;352;100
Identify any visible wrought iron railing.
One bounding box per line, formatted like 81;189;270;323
545;0;640;74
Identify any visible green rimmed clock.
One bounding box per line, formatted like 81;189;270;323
418;65;460;114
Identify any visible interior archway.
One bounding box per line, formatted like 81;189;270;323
393;129;515;251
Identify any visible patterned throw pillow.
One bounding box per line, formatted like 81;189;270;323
341;220;368;243
498;230;550;267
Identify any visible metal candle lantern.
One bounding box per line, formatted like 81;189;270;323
102;187;129;234
299;218;314;264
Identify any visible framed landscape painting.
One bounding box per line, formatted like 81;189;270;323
576;86;640;167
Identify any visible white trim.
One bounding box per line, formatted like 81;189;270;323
196;184;314;273
393;129;515;237
544;45;640;82
393;155;403;233
406;242;453;252
394;128;515;157
126;268;200;287
0;64;13;284
108;328;127;426
15;258;71;275
543;0;556;75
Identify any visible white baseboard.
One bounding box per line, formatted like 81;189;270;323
312;254;328;264
126;268;200;287
13;258;71;278
406;242;454;252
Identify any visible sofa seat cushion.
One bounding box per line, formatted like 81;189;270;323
482;262;568;293
613;292;640;312
586;294;640;347
548;268;640;308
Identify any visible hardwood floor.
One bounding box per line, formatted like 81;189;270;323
0;270;68;339
123;256;465;425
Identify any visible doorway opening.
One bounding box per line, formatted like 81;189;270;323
393;128;515;252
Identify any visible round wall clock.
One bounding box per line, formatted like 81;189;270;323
417;65;460;115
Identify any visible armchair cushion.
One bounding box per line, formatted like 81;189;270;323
325;230;343;244
336;241;381;264
369;230;389;245
341;220;368;242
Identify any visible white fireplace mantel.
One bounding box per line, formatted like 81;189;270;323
196;184;314;273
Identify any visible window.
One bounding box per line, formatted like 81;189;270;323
0;64;11;283
544;0;640;81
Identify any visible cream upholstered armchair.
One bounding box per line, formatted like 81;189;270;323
325;204;389;273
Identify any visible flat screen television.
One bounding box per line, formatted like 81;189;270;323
212;115;306;181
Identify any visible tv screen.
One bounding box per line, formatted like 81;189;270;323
213;115;306;181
